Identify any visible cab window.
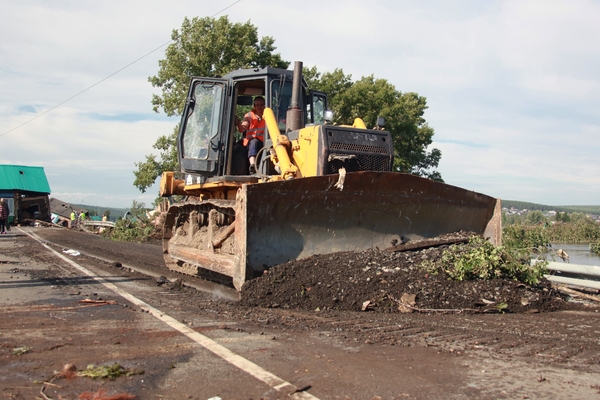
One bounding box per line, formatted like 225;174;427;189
182;82;224;160
270;79;294;132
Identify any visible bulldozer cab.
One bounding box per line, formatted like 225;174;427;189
177;67;327;181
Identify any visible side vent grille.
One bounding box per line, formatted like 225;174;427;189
329;142;389;154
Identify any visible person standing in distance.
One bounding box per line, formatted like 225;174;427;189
0;199;9;234
70;210;76;228
237;96;266;174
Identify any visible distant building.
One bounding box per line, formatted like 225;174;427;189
49;197;86;227
0;164;51;224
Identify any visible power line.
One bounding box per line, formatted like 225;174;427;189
1;0;242;138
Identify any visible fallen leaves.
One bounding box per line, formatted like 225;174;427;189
77;363;144;379
11;345;31;355
398;293;416;313
36;364;141;400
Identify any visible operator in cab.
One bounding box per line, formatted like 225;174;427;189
237;96;265;174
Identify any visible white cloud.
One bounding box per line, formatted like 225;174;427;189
0;0;599;207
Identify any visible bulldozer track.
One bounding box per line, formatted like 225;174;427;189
163;198;238;286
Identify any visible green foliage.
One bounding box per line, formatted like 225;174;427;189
134;127;179;193
503;205;600;245
547;218;600;244
439;238;503;281
502;211;525;226
303;66;353;104
305;67;442;180
502;225;550;250
502;210;547;227
78;363;144;379
591;241;600;254
555;211;570;222
149;16;288;117
129;200;149;219
109;218;155;243
107;201;155;243
526;210;546;225
422;236;547;285
569;212;587;223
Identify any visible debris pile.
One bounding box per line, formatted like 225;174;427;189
241;246;570;313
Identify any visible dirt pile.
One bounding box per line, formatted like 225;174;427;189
241;246;570;313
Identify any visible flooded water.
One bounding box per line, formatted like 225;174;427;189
543;243;600;266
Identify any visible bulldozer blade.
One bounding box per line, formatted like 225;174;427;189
236;171;501;285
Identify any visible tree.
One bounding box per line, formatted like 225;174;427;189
129;200;148;219
526;210;546;225
555;211;570;222
502;211;525;226
134;131;179;193
304;66;354;103
569;212;587;223
305;67;442;180
134;16;289;193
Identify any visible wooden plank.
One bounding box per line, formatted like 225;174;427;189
385;236;470;252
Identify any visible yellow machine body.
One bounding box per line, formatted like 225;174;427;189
159;62;502;291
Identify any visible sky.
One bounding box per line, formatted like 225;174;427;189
1;0;598;208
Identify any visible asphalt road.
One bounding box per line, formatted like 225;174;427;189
2;227;600;399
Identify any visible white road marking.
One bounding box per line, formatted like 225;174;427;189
23;229;318;399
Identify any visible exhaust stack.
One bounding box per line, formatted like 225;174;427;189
285;61;303;132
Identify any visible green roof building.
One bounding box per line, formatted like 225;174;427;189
0;164;52;225
0;165;51;194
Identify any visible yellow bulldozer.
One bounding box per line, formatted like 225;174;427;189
159;61;502;291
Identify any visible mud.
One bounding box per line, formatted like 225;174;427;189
14;227;600;399
241;247;571;314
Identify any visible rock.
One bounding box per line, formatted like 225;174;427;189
156;276;169;286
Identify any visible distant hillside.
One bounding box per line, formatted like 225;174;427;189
502;200;600;214
70;203;129;220
70;200;600;219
